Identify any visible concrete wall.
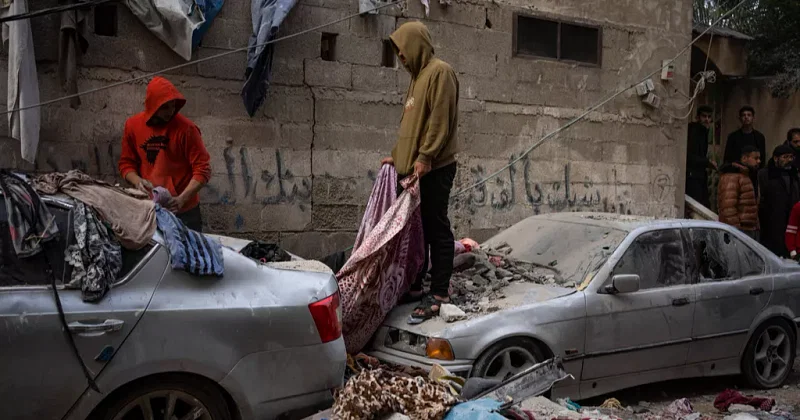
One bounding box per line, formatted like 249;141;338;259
722;78;800;158
0;0;692;257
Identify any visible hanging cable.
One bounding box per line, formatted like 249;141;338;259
449;0;754;199
0;0;405;116
0;0;119;24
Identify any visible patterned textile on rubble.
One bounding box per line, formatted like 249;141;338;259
336;164;425;353
333;368;457;420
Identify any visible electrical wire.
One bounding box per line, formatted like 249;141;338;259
0;0;405;116
450;0;754;199
0;0;119;24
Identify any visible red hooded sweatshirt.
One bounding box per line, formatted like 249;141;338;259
118;77;211;213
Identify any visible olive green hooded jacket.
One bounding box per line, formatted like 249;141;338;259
389;21;459;176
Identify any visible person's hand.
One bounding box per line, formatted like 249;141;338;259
167;195;188;213
137;179;154;195
381;157;394;166
414;161;431;178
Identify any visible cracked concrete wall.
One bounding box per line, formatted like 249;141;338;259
0;0;691;257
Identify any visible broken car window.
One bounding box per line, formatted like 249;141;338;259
612;229;687;290
689;228;765;282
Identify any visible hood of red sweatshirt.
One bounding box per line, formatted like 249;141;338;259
144;76;187;123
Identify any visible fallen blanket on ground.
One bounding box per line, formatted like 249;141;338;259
333;368;457;420
337;164;424;354
714;389;775;412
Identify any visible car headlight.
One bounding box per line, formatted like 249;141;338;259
384;328;455;361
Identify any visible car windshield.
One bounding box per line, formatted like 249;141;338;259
483;218;628;287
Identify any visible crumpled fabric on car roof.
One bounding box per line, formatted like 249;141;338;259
0;170;59;257
65;202;122;302
332;368;457;420
33;170;156;250
337;164;425;354
155;205;224;276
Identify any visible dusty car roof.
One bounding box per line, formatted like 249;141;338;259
532;212;664;232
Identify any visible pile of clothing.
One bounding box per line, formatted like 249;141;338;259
0;170;223;302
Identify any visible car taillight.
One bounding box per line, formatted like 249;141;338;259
308;292;342;343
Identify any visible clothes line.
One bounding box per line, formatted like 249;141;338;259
0;0;405;117
0;0;119;23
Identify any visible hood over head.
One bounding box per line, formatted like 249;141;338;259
144;76;187;123
390;21;434;77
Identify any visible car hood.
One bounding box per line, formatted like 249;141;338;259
381;282;576;337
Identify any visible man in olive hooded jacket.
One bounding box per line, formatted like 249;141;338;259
381;21;459;322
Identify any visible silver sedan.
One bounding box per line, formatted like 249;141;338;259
370;213;800;399
0;195;346;420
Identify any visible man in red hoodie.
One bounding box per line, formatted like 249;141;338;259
118;76;211;231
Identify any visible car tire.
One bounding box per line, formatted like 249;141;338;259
471;337;547;382
90;374;232;420
742;319;797;389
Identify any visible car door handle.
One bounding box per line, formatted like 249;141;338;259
750;287;765;296
672;298;690;307
68;319;124;335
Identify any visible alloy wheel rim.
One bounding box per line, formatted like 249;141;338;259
482;346;538;381
111;389;213;420
754;326;792;384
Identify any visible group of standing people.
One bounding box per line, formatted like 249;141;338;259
686;105;800;258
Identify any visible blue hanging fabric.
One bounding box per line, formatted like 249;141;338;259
241;0;298;117
192;0;225;50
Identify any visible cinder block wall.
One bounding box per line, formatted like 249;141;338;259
0;0;692;258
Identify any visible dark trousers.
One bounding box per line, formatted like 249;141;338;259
178;206;203;232
398;162;457;297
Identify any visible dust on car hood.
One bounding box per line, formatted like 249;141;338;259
381;282;576;337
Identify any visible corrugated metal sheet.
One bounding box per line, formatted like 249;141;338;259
693;22;754;41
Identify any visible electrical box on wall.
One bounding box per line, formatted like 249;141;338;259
643;93;661;109
661;60;675;81
635;79;655;96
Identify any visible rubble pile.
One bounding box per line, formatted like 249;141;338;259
448;242;565;314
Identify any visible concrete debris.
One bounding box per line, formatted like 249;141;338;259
448;247;561;313
440;304;467;322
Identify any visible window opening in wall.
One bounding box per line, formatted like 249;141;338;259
94;3;118;37
321;33;338;61
381;39;396;68
514;14;601;66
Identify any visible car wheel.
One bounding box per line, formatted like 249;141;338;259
742;319;797;389
471;337;546;381
92;375;231;420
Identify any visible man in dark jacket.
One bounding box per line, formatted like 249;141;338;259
724;106;766;169
758;145;800;257
686;105;715;207
784;128;800;169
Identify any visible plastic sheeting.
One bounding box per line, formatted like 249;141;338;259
242;0;297;116
444;400;506;420
337;164;425;353
126;0;205;61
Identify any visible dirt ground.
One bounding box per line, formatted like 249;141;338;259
579;360;800;418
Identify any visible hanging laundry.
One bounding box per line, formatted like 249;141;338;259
2;0;41;163
336;165;425;353
155;205;224;276
126;0;205;60
33;171;157;250
241;0;298;117
0;171;59;257
65;202;122;302
192;0;225;49
58;0;89;109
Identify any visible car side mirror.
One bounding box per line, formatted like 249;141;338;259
605;274;641;294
